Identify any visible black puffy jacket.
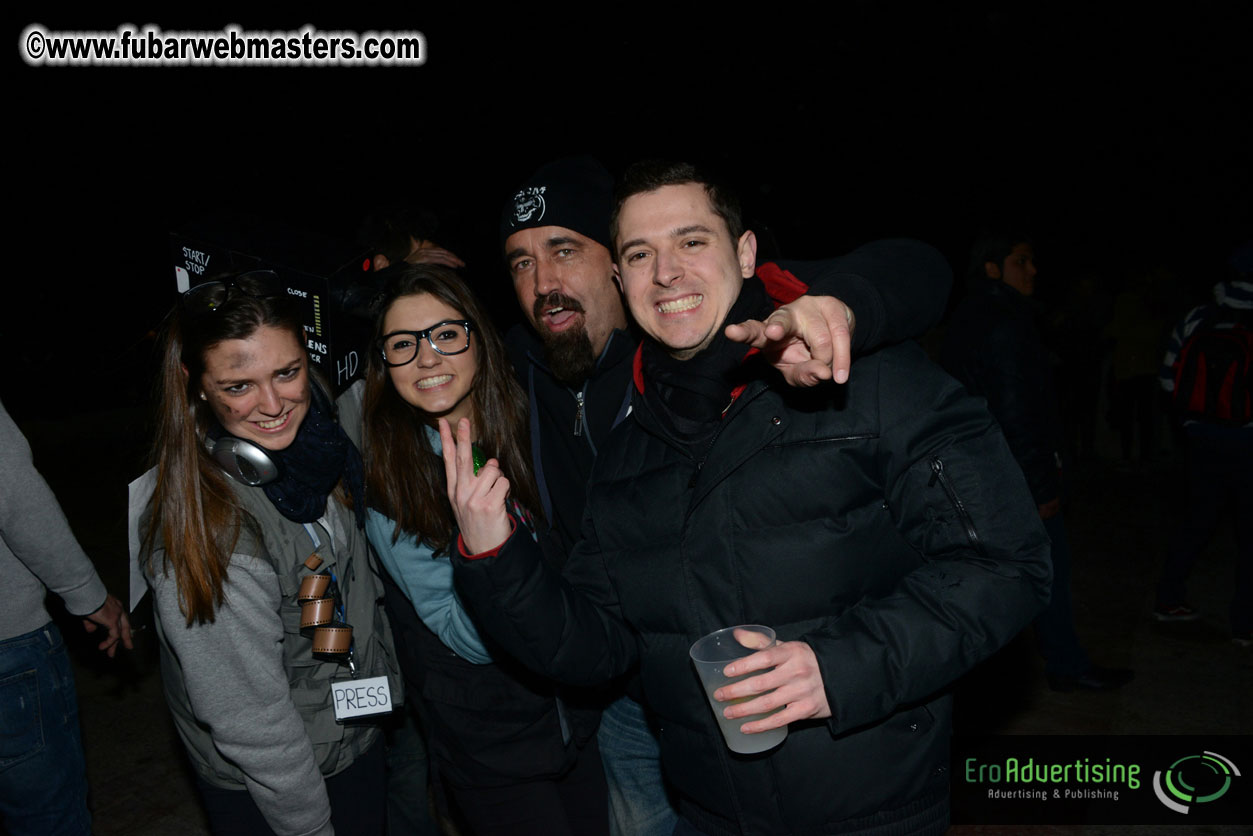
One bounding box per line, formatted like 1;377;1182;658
456;337;1051;835
509;240;956;569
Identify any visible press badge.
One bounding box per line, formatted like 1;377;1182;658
331;676;393;722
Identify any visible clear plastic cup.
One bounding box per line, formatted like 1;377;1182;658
689;625;788;754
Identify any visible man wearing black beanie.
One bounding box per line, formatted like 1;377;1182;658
498;156;957;836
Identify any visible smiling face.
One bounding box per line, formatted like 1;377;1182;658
381;293;478;426
613;183;757;360
199;325;310;451
505;225;628;359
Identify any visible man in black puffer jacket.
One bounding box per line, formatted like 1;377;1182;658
448;162;1052;836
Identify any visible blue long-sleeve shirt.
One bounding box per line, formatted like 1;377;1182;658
364;425;493;665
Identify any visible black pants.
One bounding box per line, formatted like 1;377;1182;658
196;739;386;836
444;738;610;836
1157;423;1253;634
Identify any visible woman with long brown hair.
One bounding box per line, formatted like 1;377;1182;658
359;264;607;836
141;270;398;836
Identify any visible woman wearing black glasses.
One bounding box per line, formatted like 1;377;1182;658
355;264;607;836
141;271;398;836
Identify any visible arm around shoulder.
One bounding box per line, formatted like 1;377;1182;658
776;238;952;353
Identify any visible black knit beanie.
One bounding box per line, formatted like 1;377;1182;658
500;156;614;254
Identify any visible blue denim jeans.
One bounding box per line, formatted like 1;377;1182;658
0;623;91;836
597;694;677;836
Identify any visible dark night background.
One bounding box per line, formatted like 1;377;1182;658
4;9;1252;834
5;6;1250;420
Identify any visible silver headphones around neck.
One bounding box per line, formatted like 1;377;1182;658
211;437;279;486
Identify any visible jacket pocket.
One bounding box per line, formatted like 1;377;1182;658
767;432;878;448
928;456;985;555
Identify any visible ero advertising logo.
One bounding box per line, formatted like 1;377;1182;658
1153;750;1241;815
952;735;1250;825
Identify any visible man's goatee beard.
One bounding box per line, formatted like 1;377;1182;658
542;327;596;387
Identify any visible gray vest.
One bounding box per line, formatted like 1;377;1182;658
149;480;400;787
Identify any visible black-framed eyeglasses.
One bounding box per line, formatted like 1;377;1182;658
182;269;285;315
379;320;474;366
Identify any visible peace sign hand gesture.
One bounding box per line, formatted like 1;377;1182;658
439;417;514;555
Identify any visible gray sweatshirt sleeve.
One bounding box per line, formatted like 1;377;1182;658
0;399;107;624
150;552;334;836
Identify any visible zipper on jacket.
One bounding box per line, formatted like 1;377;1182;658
928;457;985;554
686;383;770;489
573;390;585;437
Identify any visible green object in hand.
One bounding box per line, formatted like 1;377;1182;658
472;443;486;475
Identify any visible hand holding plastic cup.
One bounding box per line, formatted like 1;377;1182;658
689;625;788;754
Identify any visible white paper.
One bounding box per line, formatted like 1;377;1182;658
332;676;394;721
127;467;157;612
